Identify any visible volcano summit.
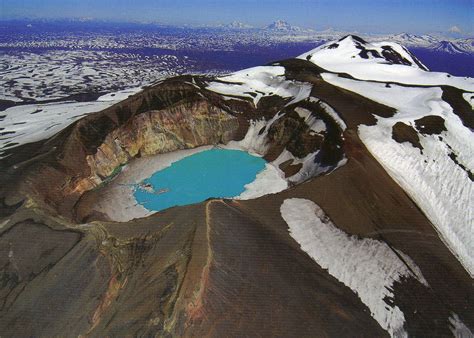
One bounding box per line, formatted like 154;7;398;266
0;35;473;337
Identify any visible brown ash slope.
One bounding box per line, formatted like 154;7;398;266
0;36;473;337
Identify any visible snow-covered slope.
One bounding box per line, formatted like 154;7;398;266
431;41;469;54
322;72;474;277
206;66;312;106
454;38;474;53
388;33;438;47
0;87;141;159
281;198;428;338
300;35;428;70
300;35;474;91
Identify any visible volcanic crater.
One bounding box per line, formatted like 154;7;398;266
0;36;473;337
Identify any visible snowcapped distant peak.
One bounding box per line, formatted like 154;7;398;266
265;20;304;32
299;35;429;75
225;21;253;29
431;41;468;54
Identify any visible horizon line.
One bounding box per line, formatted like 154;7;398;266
0;17;472;38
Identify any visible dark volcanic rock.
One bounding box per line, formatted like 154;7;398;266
441;86;474;129
414;115;447;135
392;122;423;150
0;219;110;336
448;152;474;181
267;109;324;158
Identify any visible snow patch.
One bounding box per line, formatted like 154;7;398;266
309;97;347;131
273;148;347;184
463;92;474;109
226;119;271;155
294;107;326;133
236;163;288;200
280;198;428;337
96;86;142;101
322;73;445;115
206;66;312;106
449;313;474;338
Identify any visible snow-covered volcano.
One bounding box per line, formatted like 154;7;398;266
299;34;474;88
264;20;307;32
300;35;428;70
0;35;472;338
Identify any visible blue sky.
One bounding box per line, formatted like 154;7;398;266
1;0;472;34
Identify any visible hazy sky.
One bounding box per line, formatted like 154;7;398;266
1;0;473;34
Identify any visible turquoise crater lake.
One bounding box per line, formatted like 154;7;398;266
134;148;266;212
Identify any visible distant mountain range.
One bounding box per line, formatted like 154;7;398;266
379;33;474;54
222;21;253;29
264;20;311;32
219;22;473;54
221;20;312;32
2;18;473;54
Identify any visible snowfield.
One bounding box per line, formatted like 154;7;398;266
206;66;312;106
236;163;288;200
322;72;474;277
0;88;142;159
280;198;428;338
300;36;474;91
0;50;189;102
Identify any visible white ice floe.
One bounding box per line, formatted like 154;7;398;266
206;65;312;106
280;198;428;338
322;73;474;277
236;163;288;200
300;36;474;92
449;313;474;338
